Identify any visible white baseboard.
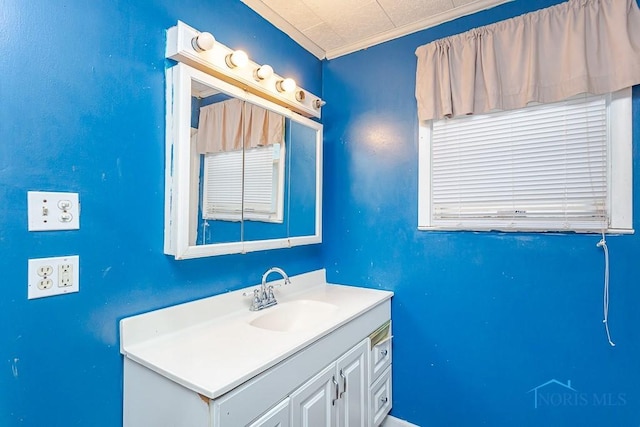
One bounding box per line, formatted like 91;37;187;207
382;415;420;427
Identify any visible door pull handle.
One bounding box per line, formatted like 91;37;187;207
339;369;347;398
332;376;340;406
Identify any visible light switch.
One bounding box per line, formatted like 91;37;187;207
27;191;80;231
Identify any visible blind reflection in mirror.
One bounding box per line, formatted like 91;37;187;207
189;89;242;245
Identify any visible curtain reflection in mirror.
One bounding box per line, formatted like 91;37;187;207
197;99;283;154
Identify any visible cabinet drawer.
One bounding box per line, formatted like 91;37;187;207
369;321;391;382
369;365;392;427
248;398;290;427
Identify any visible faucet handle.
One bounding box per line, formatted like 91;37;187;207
271;278;291;289
247;288;263;311
253;289;262;304
266;285;276;304
242;288;258;297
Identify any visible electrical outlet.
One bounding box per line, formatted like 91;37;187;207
28;256;79;299
38;279;53;290
27;191;80;231
37;265;53;277
58;263;73;287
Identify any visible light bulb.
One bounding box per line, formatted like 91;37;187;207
225;50;249;68
276;78;296;93
254;64;274;81
191;32;215;52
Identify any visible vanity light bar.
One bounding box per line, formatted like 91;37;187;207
166;21;323;119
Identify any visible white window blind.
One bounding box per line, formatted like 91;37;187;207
202;144;282;221
419;91;636;233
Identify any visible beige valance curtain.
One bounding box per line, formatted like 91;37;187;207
196;98;284;154
415;0;640;121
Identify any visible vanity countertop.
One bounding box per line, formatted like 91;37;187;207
120;269;392;399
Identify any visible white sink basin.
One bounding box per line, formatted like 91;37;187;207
249;299;339;332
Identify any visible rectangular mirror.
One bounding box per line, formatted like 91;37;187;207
164;63;322;259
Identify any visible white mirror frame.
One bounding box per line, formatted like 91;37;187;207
164;63;323;259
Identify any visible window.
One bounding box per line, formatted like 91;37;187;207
418;89;633;233
202;143;285;223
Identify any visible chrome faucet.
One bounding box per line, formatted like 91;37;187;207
249;267;291;311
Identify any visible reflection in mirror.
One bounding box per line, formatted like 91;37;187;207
165;63;322;259
242;101;289;242
243;114;288;243
194;94;290;245
287;120;318;238
190;83;242;245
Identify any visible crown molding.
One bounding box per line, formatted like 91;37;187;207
241;0;513;60
326;0;514;59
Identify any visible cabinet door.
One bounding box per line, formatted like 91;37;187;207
290;363;337;427
336;340;369;427
248;398;290;427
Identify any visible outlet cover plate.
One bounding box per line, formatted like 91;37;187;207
28;255;79;299
27;191;80;231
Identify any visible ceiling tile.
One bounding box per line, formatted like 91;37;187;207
302;0;373;23
262;0;323;31
377;0;455;27
302;22;346;51
327;2;395;43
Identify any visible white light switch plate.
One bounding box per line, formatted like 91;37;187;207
27;191;80;231
28;255;80;299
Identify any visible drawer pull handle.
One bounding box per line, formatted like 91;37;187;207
380;349;388;357
380;396;389;404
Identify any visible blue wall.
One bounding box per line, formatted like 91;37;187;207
0;1;322;425
322;1;640;426
3;0;640;426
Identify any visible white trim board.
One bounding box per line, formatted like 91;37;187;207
383;415;420;427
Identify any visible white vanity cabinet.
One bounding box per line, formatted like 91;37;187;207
123;324;388;427
120;270;393;427
291;339;369;427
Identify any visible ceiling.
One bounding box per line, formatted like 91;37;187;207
240;0;513;59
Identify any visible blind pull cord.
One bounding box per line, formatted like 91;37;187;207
597;231;615;347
